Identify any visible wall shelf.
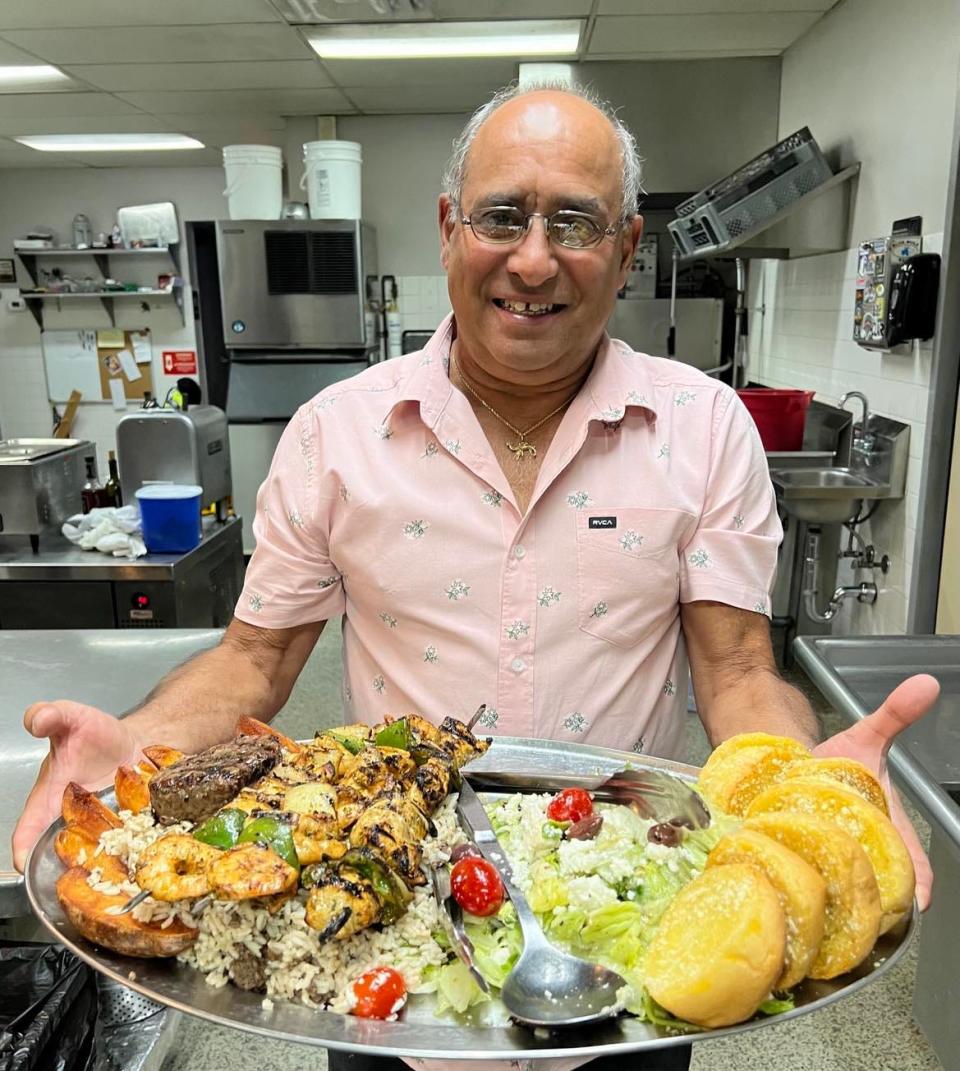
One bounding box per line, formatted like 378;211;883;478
14;244;182;329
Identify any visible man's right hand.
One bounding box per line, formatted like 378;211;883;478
12;701;143;873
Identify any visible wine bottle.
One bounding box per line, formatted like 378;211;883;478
80;456;103;513
103;449;122;507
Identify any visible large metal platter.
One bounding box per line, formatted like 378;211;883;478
26;736;916;1061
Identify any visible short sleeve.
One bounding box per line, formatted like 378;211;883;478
679;390;782;615
234;405;346;627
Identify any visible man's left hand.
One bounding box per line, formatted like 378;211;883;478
812;673;940;911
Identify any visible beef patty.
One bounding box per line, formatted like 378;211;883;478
149;734;283;824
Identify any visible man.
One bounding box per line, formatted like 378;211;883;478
14;83;936;1071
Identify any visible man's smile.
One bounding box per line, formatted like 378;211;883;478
492;297;568;319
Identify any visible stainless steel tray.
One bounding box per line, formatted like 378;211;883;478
25;736;917;1061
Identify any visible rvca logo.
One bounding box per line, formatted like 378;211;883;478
588;516;617;529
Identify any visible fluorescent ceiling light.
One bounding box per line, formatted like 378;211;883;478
307;19;581;59
15;133;205;152
0;65;70;85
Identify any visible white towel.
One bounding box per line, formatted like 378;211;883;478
62;505;147;558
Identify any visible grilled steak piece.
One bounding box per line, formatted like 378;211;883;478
149;734;283;824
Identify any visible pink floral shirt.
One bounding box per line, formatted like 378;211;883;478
237;314;780;763
236;314;780;1071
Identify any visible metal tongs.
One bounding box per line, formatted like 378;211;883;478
464;766;711;830
425;863;489;996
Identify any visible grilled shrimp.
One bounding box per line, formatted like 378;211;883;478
206;843;299;901
304;866;380;941
135;833;218;901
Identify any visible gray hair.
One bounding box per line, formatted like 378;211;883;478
442;80;644;225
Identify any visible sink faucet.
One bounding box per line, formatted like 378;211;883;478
839;391;875;457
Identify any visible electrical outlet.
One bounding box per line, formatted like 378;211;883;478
2;290;25;313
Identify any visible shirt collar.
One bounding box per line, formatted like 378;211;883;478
384;312;659;428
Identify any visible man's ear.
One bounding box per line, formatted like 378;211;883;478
615;215;644;288
438;194;456;270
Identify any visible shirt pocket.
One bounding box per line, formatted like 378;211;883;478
575;507;690;649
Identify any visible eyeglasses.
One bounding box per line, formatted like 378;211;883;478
460;205;620;250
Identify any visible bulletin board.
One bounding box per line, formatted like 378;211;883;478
96;328;154;402
42;328;153;403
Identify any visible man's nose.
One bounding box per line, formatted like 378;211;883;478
505;218;558;287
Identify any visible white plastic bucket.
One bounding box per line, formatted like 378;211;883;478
222;144;283;220
301;140;362;220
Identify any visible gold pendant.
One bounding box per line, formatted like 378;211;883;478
507;438;537;460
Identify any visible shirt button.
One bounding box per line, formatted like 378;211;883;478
514;545;526;559
510;657;526;673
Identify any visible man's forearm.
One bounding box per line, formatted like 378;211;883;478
698;666;821;749
120;619;324;755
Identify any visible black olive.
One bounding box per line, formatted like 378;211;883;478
647;822;682;847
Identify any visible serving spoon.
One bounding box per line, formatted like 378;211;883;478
456;779;626;1028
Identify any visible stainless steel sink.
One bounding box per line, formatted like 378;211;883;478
770;466;891;524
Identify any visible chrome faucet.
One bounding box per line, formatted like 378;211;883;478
839;390;875;456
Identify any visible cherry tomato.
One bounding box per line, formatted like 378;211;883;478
450;856;505;917
351;966;407;1020
546;787;594;823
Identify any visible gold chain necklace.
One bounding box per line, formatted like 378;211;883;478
454;359;576;461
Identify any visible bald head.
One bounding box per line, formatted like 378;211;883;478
443;82;642;224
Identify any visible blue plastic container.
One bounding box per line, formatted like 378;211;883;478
135;484;203;554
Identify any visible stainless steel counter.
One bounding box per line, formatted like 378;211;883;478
794;633;960;1068
794;634;960;850
0;628;222;916
0;516;239;581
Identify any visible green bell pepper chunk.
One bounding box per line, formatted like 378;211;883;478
193;808;247;850
327;730;365;755
374;718;410;751
236;815;300;871
339;847;412;924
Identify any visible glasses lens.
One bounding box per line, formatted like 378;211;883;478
471;206;525;243
549;212;604;249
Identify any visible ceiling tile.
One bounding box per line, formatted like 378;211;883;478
156;112;288;131
115;87;354;114
598;0;835;12
347;84;500;114
172;124;287;149
0;39;56;64
0;154;89;168
0;93;143;118
0;0;281;28
2;24;315;64
324;57;518;89
0;115;173;136
62;60;333;92
71;147;226;167
432;0;592;15
0;74;83;95
587;12;822;55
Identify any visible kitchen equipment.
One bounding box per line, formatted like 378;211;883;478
0;438;92;549
116;406;231;519
0;517;243;629
426;865;489;995
72;213;92;248
302;140;362;220
222;146;283;222
25;735;917;1061
737;388;815;451
135;484;202;554
668;128;833;259
215;219;376;350
282;201;310;220
456;777;627;1028
607;297;723;370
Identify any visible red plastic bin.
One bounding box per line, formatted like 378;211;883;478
736;388;815;452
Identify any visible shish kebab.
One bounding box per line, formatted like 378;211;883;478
123;714;490;944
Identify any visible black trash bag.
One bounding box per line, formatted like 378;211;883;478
0;941;97;1071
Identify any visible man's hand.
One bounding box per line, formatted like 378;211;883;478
812;673;940;911
12;701;142;873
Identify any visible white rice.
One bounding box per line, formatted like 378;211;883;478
90;796;466;1008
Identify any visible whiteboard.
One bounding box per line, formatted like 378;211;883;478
43;329;108;402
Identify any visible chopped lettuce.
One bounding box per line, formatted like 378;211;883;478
430;960;492;1015
758;994;796;1016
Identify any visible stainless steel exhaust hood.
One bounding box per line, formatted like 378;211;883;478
668;128;860;261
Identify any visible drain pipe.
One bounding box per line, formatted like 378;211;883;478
803;526;878;622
